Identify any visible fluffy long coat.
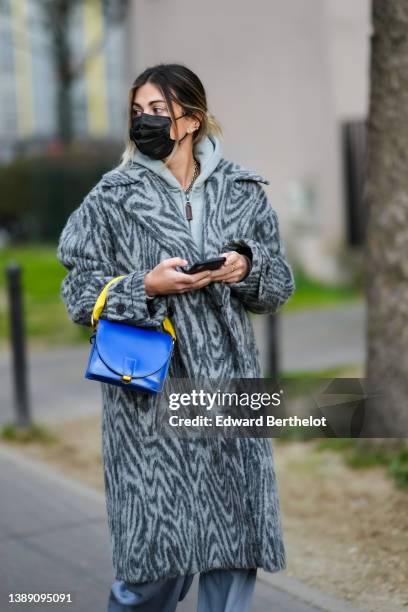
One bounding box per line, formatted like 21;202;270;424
56;144;295;583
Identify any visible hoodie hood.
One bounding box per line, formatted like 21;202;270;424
129;133;223;191
101;137;271;191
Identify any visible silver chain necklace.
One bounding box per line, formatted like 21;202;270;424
184;158;200;221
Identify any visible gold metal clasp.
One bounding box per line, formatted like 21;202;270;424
122;375;132;383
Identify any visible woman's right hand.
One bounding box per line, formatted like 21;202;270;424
144;257;212;297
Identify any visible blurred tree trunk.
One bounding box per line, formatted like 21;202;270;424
364;1;408;441
51;0;73;146
37;0;128;146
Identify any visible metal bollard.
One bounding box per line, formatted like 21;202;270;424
267;313;279;382
6;262;31;427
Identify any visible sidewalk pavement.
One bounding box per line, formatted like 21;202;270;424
0;443;363;612
0;303;364;426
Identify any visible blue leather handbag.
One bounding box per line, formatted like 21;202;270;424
84;275;176;393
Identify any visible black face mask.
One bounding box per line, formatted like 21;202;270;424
129;112;189;160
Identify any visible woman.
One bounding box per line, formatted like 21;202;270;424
57;63;295;612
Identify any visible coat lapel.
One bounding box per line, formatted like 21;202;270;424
101;163;269;298
199;167;269;259
102;167;203;262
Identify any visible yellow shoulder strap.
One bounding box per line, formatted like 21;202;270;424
162;317;176;340
91;275;176;340
91;275;126;328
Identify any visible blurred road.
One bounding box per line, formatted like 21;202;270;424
0;444;361;612
277;302;365;374
0;303;364;426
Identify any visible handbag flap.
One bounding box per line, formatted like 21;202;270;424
95;318;174;379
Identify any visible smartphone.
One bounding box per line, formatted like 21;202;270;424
181;256;227;275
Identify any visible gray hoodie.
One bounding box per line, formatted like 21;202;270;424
130;134;223;258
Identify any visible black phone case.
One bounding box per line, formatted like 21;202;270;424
182;256;226;274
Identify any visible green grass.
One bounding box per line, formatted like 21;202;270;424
389;448;408;488
281;266;362;312
264;364;363;400
282;364;361;378
275;435;408;490
0;242;89;345
314;438;408;490
0;244;63;299
0;243;362;346
1;421;57;445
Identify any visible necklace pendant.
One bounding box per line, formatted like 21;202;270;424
186;201;193;221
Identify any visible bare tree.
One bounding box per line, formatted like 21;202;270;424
36;0;128;145
364;1;408;440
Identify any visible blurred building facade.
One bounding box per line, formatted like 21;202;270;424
0;0;127;162
0;0;371;282
125;0;371;283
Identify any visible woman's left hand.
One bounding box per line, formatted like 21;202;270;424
209;251;250;284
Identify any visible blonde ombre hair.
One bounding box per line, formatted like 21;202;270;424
118;63;223;169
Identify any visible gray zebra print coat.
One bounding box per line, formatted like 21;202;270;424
56;148;295;584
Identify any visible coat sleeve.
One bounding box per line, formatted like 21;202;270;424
221;181;295;315
56;185;168;328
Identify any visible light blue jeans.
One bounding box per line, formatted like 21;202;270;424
107;568;257;612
